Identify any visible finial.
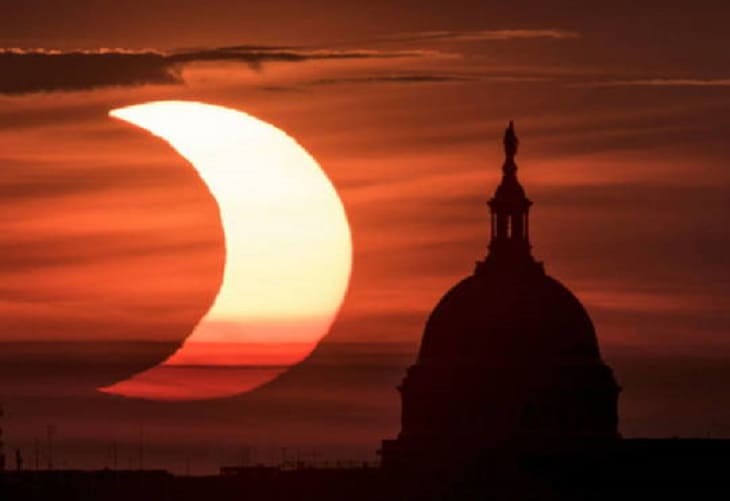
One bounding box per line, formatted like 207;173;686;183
503;120;518;161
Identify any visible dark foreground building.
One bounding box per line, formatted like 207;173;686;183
381;122;620;472
373;123;730;497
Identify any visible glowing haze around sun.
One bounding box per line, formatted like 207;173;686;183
102;101;352;400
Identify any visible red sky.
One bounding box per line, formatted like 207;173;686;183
0;0;729;473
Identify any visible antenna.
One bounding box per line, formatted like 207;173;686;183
0;403;5;472
33;438;39;470
46;424;56;470
138;425;145;470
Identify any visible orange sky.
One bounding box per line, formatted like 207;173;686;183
0;0;729;471
1;53;728;354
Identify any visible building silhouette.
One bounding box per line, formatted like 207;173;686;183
381;122;620;471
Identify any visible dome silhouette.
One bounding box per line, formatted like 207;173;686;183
381;122;620;472
419;273;601;366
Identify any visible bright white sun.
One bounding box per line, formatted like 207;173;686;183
102;101;352;400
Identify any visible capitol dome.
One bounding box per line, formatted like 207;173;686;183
418;271;601;367
418;120;603;368
380;122;620;472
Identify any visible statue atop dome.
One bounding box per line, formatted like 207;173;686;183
503;120;519;173
480;121;535;272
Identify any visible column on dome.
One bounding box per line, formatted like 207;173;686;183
484;121;534;264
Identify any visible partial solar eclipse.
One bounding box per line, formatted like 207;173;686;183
101;101;352;400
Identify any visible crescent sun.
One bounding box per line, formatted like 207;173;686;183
101;101;352;400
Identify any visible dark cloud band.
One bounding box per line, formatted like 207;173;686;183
0;46;432;95
0;50;176;94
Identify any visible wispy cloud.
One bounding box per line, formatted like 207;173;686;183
306;73;549;87
0;46;436;95
309;74;473;85
167;46;436;68
0;27;576;95
586;78;730;87
380;28;580;43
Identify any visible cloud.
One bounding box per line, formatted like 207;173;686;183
585;78;730;87
0;27;580;95
380;29;580;43
309;74;474;86
249;73;550;93
169;47;433;66
305;73;549;87
0;49;176;94
0;46;435;95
